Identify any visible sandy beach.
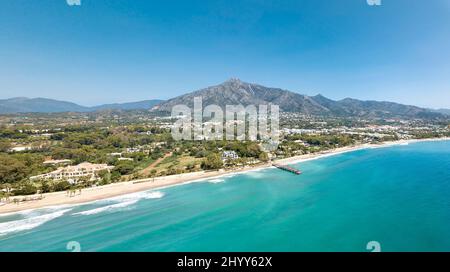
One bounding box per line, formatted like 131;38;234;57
1;137;448;215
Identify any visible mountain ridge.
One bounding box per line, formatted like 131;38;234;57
0;97;163;114
0;79;447;119
152;79;444;119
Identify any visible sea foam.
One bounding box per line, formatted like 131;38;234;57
207;179;225;184
0;208;72;236
106;190;165;202
73;200;138;216
72;191;165;216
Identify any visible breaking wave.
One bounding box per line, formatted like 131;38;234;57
0;209;72;236
73;191;165;216
106;191;165;202
207;179;225;184
73;200;138;216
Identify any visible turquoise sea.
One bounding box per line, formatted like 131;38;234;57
0;140;449;252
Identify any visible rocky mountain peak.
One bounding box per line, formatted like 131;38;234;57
224;78;243;85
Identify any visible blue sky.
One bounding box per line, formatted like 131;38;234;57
0;0;449;108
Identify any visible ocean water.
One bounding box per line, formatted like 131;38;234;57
0;140;449;252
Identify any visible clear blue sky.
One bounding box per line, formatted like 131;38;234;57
1;0;449;108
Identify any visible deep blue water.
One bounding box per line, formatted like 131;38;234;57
0;140;449;252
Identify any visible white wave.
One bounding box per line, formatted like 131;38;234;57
73;200;138;216
207;179;225;184
142;191;165;199
73;191;165;216
244;171;266;178
106;190;165;202
0;204;77;218
0;209;71;236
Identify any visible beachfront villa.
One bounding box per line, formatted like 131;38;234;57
30;162;114;184
222;151;239;161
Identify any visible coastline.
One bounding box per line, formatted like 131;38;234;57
1;137;448;215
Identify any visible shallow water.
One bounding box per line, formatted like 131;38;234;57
0;141;449;252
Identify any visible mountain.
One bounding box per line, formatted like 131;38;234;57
152;78;330;115
0;97;89;113
91;100;163;111
0;97;163;114
1;80;445;119
433;108;450;116
334;98;437;119
152;78;443;119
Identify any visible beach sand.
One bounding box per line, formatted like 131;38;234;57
1;137;448;214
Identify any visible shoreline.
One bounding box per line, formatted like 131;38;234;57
1;137;448;215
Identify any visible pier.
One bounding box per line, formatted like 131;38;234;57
272;163;302;175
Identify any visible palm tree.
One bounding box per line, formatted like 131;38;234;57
70;187;76;197
2;183;12;203
150;169;157;182
75;184;82;195
3;183;11;194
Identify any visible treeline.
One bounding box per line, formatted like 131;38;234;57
0;153;47;184
285;134;356;146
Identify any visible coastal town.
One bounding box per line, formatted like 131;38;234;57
2;0;450;255
1;109;449;210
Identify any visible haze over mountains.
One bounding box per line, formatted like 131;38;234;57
434;108;450;115
0;97;163;114
0;79;448;119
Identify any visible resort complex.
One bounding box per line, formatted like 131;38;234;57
30;162;113;184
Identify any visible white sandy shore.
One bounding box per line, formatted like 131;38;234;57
1;137;448;214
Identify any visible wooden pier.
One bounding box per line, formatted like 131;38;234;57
272;163;302;175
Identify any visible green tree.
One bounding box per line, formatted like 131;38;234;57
259;152;269;162
110;171;121;182
13;182;38;196
150;169;157;180
0;140;11;152
39;179;51;193
98;169;111;184
113;161;135;175
201;153;223;170
0;155;27;184
53;180;71;192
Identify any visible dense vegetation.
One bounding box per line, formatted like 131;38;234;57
0;110;449;198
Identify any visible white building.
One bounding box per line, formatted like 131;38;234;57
222;151;239;161
43;159;72;165
118;157;134;161
30;162;114;184
126;147;142;153
9;146;32;152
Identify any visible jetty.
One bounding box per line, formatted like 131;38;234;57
272;163;302;175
